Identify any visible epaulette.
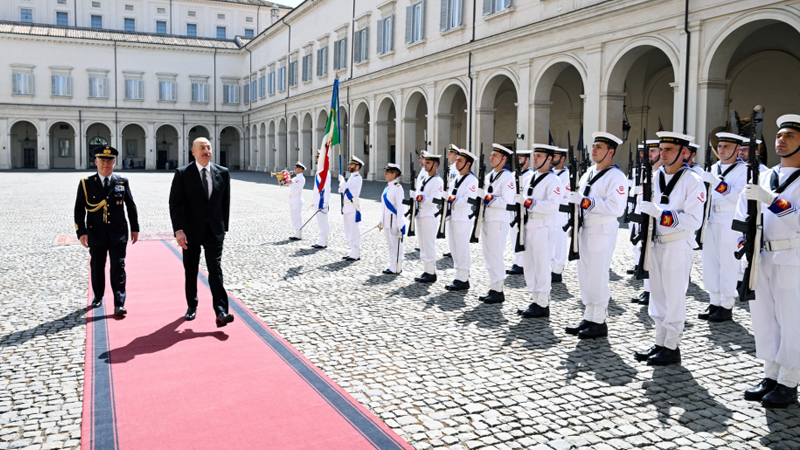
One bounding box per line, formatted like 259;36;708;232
393;181;400;186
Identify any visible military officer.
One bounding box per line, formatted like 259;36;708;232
479;144;516;304
312;151;331;249
288;162;306;241
379;163;406;274
633;132;705;366
550;147;570;283
517;145;564;318
444;148;479;291
699;132;748;322
565;132;628;339
74;146;139;317
414;153;444;283
736;114;800;408
508;150;532;276
338;156;364;261
631;140;663;306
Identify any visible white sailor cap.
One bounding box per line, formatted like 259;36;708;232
645;140;660;148
657;131;694;147
516;150;532;157
715;132;745;145
295;161;307;170
457;148;478;161
447;144;462;154
491;143;513;156
553;148;568;155
349;156;364;166
591;132;624;149
777;114;800;132
418;150;429;159
637;144;645;150
423;153;442;161
532;144;559;156
739;137;763;145
384;163;402;173
689;143;700;152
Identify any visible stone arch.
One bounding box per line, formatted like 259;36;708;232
154;124;180;170
121;123;146;168
258;122;267;171
532;57;588;146
268;120;277;170
218;126;240;169
49;121;77;169
436;81;469;153
300;113;313;169
477;72;519;164
278;118;287;170
10;120;39;169
403;90;430;176
85;122;114;169
376;96;397;173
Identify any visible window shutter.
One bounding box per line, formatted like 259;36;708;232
333;41;340;70
29;75;34;95
203;83;209;102
12;74;19;94
138;80;143;99
171;82;176;101
340;38;347;69
51;75;57;96
192;83;197;101
362;28;368;61
454;0;463;27
323;47;328;75
377;19;384;54
387;16;393;52
405;5;413;44
125;80;130;99
353;31;361;63
440;0;449;31
483;0;492;15
67;76;73;97
420;0;426;39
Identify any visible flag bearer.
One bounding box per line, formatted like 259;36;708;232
312;151;331;249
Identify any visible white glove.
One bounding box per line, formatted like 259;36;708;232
338;174;345;184
639;201;663;219
476;188;485;198
701;171;720;185
743;184;778;205
633;185;643;195
515;194;526;204
568;191;583;205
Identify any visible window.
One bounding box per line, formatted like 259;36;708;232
188;11;196;17
124;18;135;32
354;28;368;63
258;75;265;98
223;84;239;104
267;71;275;95
124;79;143;100
277;66;286;91
243;83;250;104
56;12;69;26
157;7;166;14
59;140;70;157
440;0;463;31
377;15;394;54
12;73;34;96
250;78;257;101
288;61;298;87
156;21;166;34
92;1;101;8
216;26;226;39
483;0;510;15
187;23;197;36
124;4;133;11
89;76;109;98
159;81;176;101
316;47;328;77
405;1;425;44
302;55;312;82
244;29;254;37
20;9;33;23
51;75;72;97
91;15;102;29
217;14;225;20
191;82;209;103
333;38;347;71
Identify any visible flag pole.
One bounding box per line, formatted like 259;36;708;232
336;73;344;215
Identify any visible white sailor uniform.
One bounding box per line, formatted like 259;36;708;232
338;171;363;258
380;179;406;273
312;171;332;246
289;173;305;238
551;167;570;275
511;167;534;268
523;170;564;306
481;169;516;292
447;172;479;282
416;173;444;275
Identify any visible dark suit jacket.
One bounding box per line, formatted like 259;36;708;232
169;162;230;242
74;173;140;247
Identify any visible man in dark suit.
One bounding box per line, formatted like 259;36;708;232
169;137;233;328
74;146;139;317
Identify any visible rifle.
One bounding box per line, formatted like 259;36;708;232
732;106;764;301
623;144;634;223
695;132;714;249
559;132;580;261
633;142;654;281
469;143;486;243
402;152;418;237
628;140;641;244
505;144;525;252
435;150;450;239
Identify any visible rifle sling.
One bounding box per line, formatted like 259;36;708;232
715;161;741;180
770;168;800;194
582;166;614;196
526;171;551;197
657;167;687;204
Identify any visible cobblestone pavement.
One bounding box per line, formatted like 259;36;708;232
1;170;799;450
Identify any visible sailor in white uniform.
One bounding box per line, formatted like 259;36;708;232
444;148;479;291
312;152;332;249
508;150;533;276
413;153;444;283
379;163;406;274
550;148;570;283
288;162;306;241
337;156;364;261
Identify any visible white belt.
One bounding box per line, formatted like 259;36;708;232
528;212;554;219
655;230;691;244
764;237;800;252
289;194;301;199
713;205;736;213
583;216;618;228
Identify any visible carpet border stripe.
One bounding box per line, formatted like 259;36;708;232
87;289;120;450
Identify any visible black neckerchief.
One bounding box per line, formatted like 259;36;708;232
556;168;567;177
770;167;800;194
420;173;440;193
658;167;687;204
715;160;741;179
582;166;613;196
527;171;551;197
452;172;473;196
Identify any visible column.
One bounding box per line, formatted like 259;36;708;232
37;119;48;170
517;61;532;151
145;122;156;170
532;101;553;144
583;44;603;142
0;117;9;169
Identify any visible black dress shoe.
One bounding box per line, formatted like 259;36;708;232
91;298;102;308
638;291;650;305
761;383;798;408
216;313;234;328
444;280;470;291
114;306;127;317
289;236;301;241
414;273;437;283
631;291;647;304
647;347;681;366
551;272;562;283
698;304;719;320
708;306;733;322
342;255;350;259
744;378;778;401
382;269;400;275
311;244;327;249
517;303;549;318
185;307;197;321
443;252;451;257
481;290;505;304
634;345;664;362
578;322;608;339
565;320;591;336
506;264;524;275
345;257;360;261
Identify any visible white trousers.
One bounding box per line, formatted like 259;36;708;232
524;225;551;307
701;221;739;308
383;228;403;273
648;245;693;350
316;207;329;246
447;220;472;281
551;225;567;275
343;212;360;258
754;260;800;387
481;220;510;292
577;230;617;323
417;216;437;274
290;202;302;238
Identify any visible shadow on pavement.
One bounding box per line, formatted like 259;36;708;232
561;338;636;387
0;307;88;348
502;316;559;351
456;302;509;330
424;290;468;312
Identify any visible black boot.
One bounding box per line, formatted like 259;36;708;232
481;290;505;304
698;304;720;320
414;273;437;283
744;378;778;401
517;303;549;318
506;264;524;275
578;322;608;339
551;272;562;283
565;320;591;336
634;345;663;362
638;291;650;305
708;306;732;322
647;347;681;366
631;291;648;304
761;384;798;408
444;280;470;291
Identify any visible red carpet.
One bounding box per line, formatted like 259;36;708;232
82;240;411;450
